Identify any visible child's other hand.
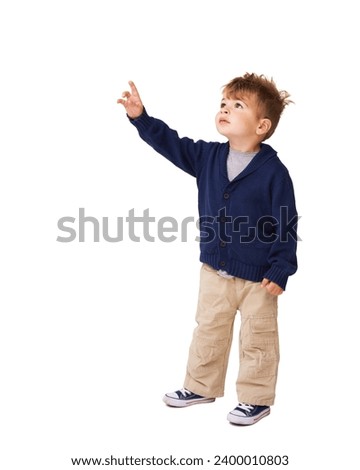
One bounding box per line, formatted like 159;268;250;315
117;81;144;119
261;278;283;296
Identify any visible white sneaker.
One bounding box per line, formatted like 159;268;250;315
163;388;215;407
227;402;270;425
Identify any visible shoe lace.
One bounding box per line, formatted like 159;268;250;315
237;402;255;412
179;388;192;397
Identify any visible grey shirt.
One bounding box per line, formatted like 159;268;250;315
227;148;257;182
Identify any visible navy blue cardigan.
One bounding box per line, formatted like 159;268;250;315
129;110;298;290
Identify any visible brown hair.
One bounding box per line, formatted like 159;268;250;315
223;73;292;140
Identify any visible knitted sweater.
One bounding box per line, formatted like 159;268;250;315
129;110;298;290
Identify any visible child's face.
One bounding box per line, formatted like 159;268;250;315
215;92;263;147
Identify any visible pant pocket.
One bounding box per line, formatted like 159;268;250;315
250;315;278;347
241;315;279;378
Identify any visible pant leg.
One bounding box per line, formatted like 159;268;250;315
184;264;238;398
236;281;279;406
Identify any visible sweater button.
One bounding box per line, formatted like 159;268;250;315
223;192;230;199
220;261;226;267
220;241;226;247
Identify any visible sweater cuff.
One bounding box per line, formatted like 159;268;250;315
127;108;153;131
263;265;289;291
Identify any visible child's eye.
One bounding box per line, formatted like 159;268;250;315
220;102;226;108
235;102;243;109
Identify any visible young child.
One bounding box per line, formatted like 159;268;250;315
117;73;298;426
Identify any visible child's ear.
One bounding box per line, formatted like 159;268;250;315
256;118;272;136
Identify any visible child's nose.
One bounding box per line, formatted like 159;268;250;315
221;106;229;114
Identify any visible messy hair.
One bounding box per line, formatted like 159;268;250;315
223;73;292;140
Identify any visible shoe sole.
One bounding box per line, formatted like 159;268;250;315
163;396;216;407
227;407;270;425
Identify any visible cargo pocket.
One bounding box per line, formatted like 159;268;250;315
250;315;278;347
243;315;280;379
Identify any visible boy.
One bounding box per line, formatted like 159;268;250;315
117;74;298;425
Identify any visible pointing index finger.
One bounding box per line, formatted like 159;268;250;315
128;80;139;97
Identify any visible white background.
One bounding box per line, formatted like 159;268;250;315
1;1;358;468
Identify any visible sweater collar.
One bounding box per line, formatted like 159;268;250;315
222;142;277;183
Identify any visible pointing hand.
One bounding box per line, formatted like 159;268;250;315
117;81;144;119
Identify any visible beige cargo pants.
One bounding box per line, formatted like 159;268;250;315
184;263;279;406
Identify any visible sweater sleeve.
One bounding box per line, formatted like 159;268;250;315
128;109;205;177
263;172;298;290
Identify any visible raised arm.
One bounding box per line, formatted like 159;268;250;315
117;81;144;119
117;80;213;178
